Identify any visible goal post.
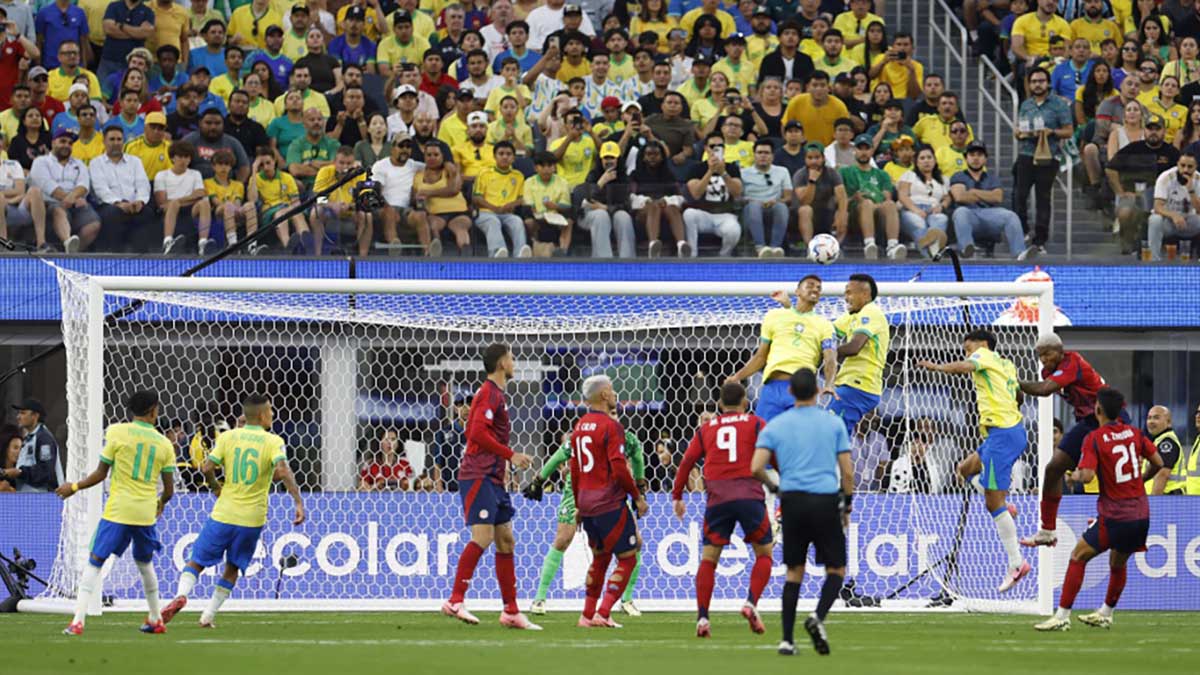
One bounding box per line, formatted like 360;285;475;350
45;269;1055;615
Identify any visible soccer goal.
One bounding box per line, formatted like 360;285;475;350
41;269;1055;615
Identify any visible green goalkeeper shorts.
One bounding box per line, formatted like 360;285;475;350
556;489;577;525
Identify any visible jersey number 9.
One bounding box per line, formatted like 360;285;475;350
716;426;738;462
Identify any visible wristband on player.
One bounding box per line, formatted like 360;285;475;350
71;482;79;494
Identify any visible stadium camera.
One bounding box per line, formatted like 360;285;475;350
352;179;386;213
0;548;41;612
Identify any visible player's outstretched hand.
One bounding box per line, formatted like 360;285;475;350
821;386;840;402
511;452;533;469
294;504;307;526
916;360;938;371
54;483;74;499
522;478;545;501
672;499;685;520
635;496;649;518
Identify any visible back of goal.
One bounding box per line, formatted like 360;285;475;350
45;271;1055;614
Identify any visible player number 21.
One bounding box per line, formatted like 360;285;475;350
1112;443;1141;484
573;436;594;473
231;447;260;485
716;426;738;462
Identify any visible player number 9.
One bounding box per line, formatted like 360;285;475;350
716;426;737;463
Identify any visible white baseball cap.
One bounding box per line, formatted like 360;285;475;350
467;111;489;126
392;84;417;101
68;83;90;97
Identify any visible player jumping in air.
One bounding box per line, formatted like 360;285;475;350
919;329;1030;593
442;343;538;629
523;425;648;616
161;394;305;628
570;375;649;628
1035;387;1163;631
1017;334;1120;548
58;390;175;635
673;382;773;638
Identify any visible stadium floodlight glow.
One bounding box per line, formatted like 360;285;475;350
39;271;1054;615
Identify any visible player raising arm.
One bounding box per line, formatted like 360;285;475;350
919;329;1030;593
673;382;773;639
727;274;838;421
442;343;537;629
1035;387;1164;632
1017;334;1122;547
58;390;175;636
162;394;304;628
571;375;648;628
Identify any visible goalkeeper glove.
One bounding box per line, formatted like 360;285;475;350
522;477;546;501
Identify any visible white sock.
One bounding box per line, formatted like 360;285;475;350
72;564;102;625
227;232;238;245
1054;606;1071;620
176;568;198;598
992;509;1023;568
887;238;899;248
199;237;210;248
203;584;232;622
1098;603;1114;617
863;237;876;247
137;561;161;622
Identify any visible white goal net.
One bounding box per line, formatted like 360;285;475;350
44;271;1054;614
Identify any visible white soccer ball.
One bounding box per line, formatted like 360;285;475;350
808;233;841;265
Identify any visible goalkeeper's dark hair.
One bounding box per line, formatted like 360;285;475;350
127;389;159;417
798;273;821;286
1097;387;1125;420
964;328;997;350
242;393;271;421
483;343;511;374
790;368;818;401
719;381;746;408
849;273;878;300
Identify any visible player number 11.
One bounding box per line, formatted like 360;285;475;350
130;443;157;482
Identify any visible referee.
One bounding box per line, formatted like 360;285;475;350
752;368;853;657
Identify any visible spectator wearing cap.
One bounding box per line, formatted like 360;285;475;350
181;108;251;182
713;32;757;95
331;5;379;73
370;133;442;255
208;45;245;104
243;26;293;91
38;0;83;70
27;66;66;126
437;86;475;148
794;140;849;248
189;19;227;77
840;132;906;259
286;106;339;192
124;110;172;182
681;0;737;38
51;83;92;136
573;139;636;257
1014;66;1072;257
229;0;281;51
5;399;61;492
683;132;743;257
336;0;386;43
90;123;155;252
591;95;626;141
865;98;916;157
30;127;101;252
488;93;534;154
149;44;187;100
677;52;713;107
868;32;922;100
528;0;596;54
948;141;1027;258
378;10;432;79
473;139;529;256
70;104;104;163
775;120;807;174
452;110;496;182
757;20;814;86
102;46;152;106
1050;36;1094;101
48;41;102;102
282;4;312;62
913;92;974;152
225;88;271;159
882;133;915;183
742;138;793;257
816;28;857;80
150;0;189;65
388;84;420;138
492;18;538;75
1106;113;1179;254
96;0;155;87
784;71;849;145
273;65;331;117
744;6;779;64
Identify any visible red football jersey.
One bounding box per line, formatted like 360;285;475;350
673;412;766;505
458;379;513;486
1079;421;1157;521
569;411;637;517
1043;351;1106;421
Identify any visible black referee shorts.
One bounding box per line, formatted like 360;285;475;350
780;492;847;569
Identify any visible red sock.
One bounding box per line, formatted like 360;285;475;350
1040;494;1062;532
1105;566;1127;608
747;555;772;605
696;559;716;620
450;541;485;604
495;552;518;614
1058;559;1086;610
598;555;638;618
582;553;611;619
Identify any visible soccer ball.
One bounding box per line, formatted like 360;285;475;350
808;234;841;264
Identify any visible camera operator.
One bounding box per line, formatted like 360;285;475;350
867;32;924;100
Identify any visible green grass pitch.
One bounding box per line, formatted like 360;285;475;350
4;611;1198;675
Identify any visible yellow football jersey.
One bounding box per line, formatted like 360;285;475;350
208;425;287;528
101;421;175;526
833;301;890;395
760;308;835;380
968;348;1023;431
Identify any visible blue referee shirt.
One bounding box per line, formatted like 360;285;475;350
757;405;850;494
